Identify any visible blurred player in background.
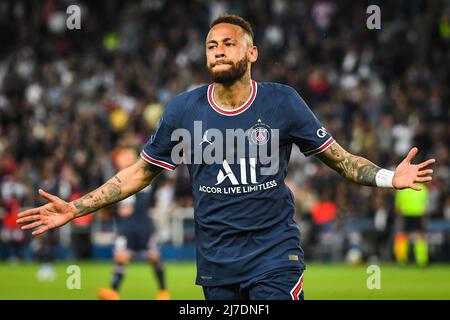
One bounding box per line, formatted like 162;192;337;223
394;184;429;267
35;162;61;281
97;146;169;300
1;197;26;263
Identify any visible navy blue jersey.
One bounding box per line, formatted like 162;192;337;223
116;186;153;234
141;81;334;286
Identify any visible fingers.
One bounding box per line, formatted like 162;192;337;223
16;215;41;224
410;184;422;191
418;159;436;170
417;169;433;176
21;221;43;231
32;226;49;236
405;147;418;163
415;176;432;183
39;189;59;203
17;207;40;218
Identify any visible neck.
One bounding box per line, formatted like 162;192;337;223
213;73;252;110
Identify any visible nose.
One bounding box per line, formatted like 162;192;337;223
215;51;225;59
214;43;226;59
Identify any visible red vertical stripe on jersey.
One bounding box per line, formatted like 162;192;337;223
291;274;304;300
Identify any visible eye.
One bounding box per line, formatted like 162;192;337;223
225;43;234;47
208;45;217;50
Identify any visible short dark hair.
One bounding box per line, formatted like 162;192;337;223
210;14;254;42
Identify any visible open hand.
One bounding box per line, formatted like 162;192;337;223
16;189;76;236
393;147;435;191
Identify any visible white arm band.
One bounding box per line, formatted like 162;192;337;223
375;169;395;188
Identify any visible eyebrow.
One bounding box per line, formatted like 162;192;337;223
206;37;235;44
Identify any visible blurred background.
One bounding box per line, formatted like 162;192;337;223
0;0;449;299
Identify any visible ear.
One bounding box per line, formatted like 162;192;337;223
248;45;258;63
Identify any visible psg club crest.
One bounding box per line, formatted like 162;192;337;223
249;119;271;145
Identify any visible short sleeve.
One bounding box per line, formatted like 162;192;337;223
140;102;180;171
285;86;334;156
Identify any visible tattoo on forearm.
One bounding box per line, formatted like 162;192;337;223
322;143;381;186
102;183;121;201
72;160;160;216
142;162;154;174
141;162;161;182
330;145;340;158
73;182;122;216
336;155;381;186
356;163;380;185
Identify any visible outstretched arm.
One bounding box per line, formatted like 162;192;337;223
316;141;435;190
17;159;162;235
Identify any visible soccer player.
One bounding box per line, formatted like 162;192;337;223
97;146;169;300
393;184;429;267
17;15;435;300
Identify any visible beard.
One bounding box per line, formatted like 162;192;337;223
207;56;248;84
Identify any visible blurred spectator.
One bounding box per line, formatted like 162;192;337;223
0;197;26;262
311;188;338;262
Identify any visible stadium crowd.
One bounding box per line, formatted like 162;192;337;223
0;0;449;263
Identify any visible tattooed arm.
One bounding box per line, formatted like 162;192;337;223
16;159;162;235
316;142;381;186
316;142;435;189
71;159;161;216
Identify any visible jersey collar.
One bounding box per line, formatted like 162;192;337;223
207;79;257;116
